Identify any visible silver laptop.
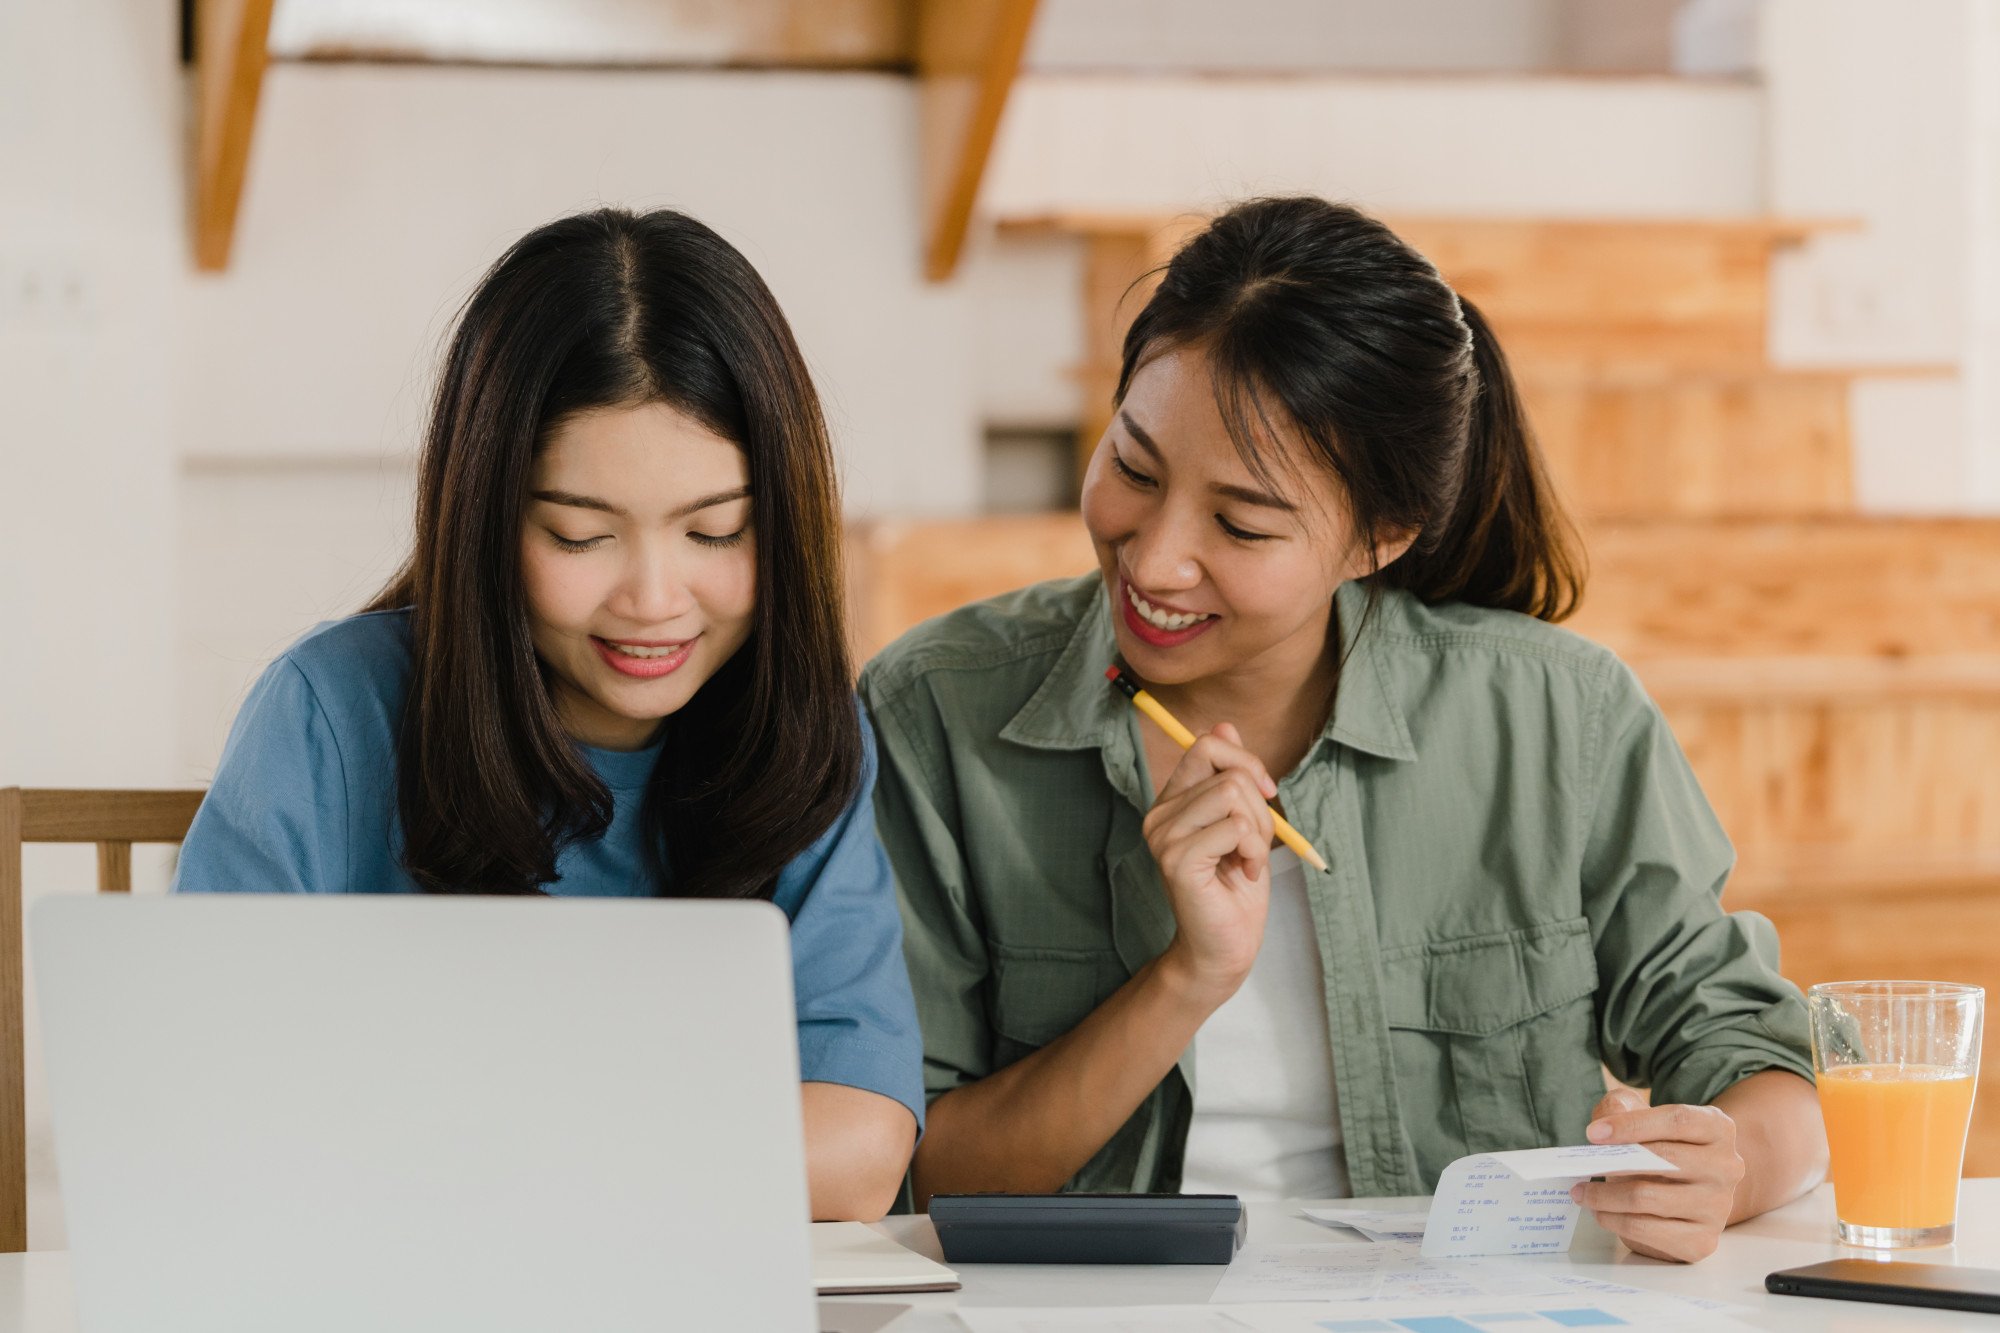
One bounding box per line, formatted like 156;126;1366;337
32;895;818;1333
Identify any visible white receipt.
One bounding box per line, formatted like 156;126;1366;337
1486;1142;1680;1179
1299;1207;1428;1242
1420;1142;1678;1258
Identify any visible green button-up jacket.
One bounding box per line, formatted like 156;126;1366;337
858;574;1813;1198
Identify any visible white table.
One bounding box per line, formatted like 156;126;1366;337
3;1183;1994;1330
834;1183;2000;1331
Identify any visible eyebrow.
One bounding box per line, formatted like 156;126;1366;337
1117;410;1298;514
530;486;753;520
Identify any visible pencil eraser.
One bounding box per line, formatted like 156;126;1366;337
1105;666;1122;681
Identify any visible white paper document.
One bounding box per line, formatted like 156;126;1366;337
967;1288;1755;1333
1547;1272;1751;1314
1421;1142;1678;1259
1484;1142;1680;1180
1226;1289;1761;1331
956;1310;1259;1332
1208;1242;1575;1305
1300;1207;1428;1242
809;1220;959;1294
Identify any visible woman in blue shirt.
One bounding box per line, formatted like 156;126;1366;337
174;207;923;1220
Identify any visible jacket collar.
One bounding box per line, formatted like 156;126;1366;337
1000;578;1418;763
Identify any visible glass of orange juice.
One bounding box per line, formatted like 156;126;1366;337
1808;980;1983;1248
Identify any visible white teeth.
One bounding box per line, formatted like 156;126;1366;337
606;641;684;659
1126;585;1213;632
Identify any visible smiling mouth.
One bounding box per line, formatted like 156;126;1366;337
591;635;699;678
1125;582;1215;632
599;641;688;659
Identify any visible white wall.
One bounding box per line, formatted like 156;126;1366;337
1967;0;2000;502
182;63;978;514
0;3;180;790
1761;0;1980;511
963;230;1086;430
986;74;1765;218
178;459;417;772
0;0;187;1251
1026;0;1567;73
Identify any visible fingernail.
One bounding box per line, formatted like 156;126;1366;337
1262;780;1278;799
1569;1184;1583;1203
1587;1121;1611;1142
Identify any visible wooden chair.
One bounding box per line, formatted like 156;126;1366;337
0;788;205;1252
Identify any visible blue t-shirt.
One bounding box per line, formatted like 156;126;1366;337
173;609;924;1128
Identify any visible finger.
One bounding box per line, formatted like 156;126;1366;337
1162;809;1274;889
1590;1209;1720;1264
1589;1087;1648;1121
1147;772;1275;849
1158;728;1278;801
1228;808;1269;884
1218;813;1271;895
1572;1177;1710;1223
1587;1102;1728;1148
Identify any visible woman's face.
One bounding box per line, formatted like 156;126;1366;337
521;400;757;751
1080;345;1404;690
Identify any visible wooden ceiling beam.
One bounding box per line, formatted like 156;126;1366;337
192;0;277;272
916;0;1040;282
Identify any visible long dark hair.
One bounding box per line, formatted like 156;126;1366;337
368;207;860;898
1116;196;1584;622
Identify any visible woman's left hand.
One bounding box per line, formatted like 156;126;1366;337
1570;1087;1746;1263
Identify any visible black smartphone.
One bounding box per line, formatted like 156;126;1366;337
1767;1259;2000;1314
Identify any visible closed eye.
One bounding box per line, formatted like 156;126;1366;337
1112;453;1156;488
549;532;609;552
689;528;748;548
1216;515;1275;542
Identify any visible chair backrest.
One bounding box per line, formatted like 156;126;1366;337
0;788;204;1252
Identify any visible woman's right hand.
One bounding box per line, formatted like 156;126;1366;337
1142;722;1276;1007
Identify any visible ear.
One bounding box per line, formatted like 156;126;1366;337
1371;526;1419;572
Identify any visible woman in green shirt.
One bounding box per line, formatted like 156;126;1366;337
859;197;1828;1262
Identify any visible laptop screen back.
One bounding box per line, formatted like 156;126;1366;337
32;895;816;1333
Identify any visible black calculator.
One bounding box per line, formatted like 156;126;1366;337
928;1193;1247;1265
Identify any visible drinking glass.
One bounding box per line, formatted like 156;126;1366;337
1808;980;1983;1248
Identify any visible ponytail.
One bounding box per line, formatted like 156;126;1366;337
1374;297;1584;621
1117;197;1585;625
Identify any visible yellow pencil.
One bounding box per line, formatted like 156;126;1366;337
1105;666;1330;873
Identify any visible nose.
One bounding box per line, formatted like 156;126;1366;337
608;540;696;627
1120;509;1202;594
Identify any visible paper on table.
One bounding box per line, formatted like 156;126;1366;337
1547;1272;1753;1315
809;1221;959;1294
1208;1244;1392;1302
1208;1242;1575;1305
1420;1142;1678;1259
1300;1207;1428;1242
1225;1289;1763;1331
956;1309;1259;1332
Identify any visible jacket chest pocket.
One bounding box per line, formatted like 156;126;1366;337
1380;918;1603;1171
986;943;1128;1070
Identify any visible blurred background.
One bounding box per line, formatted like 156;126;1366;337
4;0;1999;1244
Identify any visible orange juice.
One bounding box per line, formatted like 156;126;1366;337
1818;1064;1977;1229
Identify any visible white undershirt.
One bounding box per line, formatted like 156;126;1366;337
1178;848;1351;1201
